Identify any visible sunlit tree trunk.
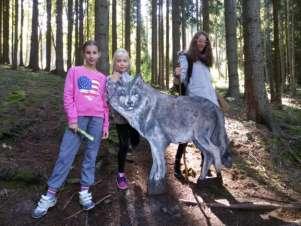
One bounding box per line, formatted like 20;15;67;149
242;0;277;132
225;0;240;99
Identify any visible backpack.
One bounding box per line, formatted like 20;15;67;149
180;53;193;96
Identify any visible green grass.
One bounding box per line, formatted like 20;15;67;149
0;65;64;140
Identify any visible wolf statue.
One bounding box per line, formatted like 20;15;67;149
106;75;232;195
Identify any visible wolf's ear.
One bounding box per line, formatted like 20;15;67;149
133;74;144;88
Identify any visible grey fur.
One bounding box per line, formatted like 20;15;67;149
107;75;232;194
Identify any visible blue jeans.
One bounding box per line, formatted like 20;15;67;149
47;116;103;189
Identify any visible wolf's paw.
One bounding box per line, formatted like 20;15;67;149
148;178;166;195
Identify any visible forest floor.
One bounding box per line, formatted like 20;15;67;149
0;65;301;226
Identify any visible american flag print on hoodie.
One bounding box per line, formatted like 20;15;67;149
78;75;100;101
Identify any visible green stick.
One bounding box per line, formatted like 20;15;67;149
77;128;94;141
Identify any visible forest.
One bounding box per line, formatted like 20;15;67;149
0;0;301;225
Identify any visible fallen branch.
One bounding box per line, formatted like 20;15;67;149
179;199;301;210
62;193;76;210
64;194;112;220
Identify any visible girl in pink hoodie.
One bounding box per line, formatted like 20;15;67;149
32;40;109;219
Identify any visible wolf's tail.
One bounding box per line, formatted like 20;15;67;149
212;107;232;168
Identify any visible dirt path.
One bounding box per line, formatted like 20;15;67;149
0;67;300;225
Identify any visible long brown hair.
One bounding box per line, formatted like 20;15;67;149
187;31;213;67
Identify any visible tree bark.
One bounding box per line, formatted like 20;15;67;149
242;0;277;132
151;0;157;84
224;0;240;99
95;0;109;74
202;0;209;33
12;0;18;69
165;0;170;88
28;0;39;71
75;0;80;65
45;0;52;71
136;0;141;74
112;0;117;56
0;0;3;63
55;0;64;74
67;0;73;69
3;0;10;64
181;0;186;50
264;0;274;100
158;0;164;88
172;0;180;70
125;0;131;55
19;0;24;66
271;0;282;107
78;0;84;64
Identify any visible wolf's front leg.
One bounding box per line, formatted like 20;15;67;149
148;141;168;195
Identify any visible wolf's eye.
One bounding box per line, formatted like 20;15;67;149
118;89;126;96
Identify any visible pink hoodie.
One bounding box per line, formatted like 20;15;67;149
64;66;109;133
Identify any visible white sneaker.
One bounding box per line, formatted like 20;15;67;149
79;190;95;210
32;195;57;219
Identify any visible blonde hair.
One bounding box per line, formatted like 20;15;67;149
112;48;131;73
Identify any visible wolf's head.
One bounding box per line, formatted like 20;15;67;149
107;75;147;117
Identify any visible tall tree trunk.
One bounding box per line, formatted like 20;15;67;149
151;0;157;84
136;0;141;74
196;0;199;30
3;0;10;64
85;0;89;39
242;0;276;132
67;0;73;69
19;0;24;66
202;0;209;33
95;0;109;73
112;0;117;56
181;0;186;50
74;0;79;65
55;0;64;74
11;0;14;63
12;0;18;69
264;0;274;100
125;0;131;55
45;0;52;71
290;3;296;95
225;0;240;99
271;0;282;107
0;0;3;63
165;0;170;88
28;0;39;71
172;0;181;70
78;0;84;64
158;0;164;88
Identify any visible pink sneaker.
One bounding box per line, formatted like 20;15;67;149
116;174;128;190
